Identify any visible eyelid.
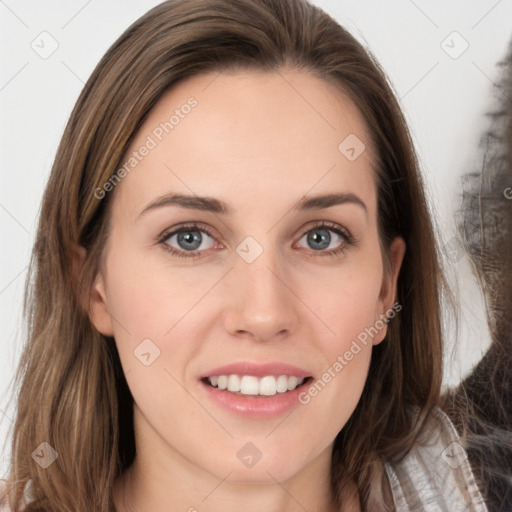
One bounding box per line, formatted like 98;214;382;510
296;220;356;245
157;222;220;254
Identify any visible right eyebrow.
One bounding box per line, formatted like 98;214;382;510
138;193;234;220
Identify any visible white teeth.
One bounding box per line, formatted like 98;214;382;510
206;374;306;395
240;375;259;395
227;374;241;392
217;375;228;390
276;375;288;393
287;376;298;391
259;376;277;396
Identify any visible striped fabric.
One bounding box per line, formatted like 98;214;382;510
385;407;488;511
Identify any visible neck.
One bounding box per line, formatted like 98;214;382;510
113;445;361;512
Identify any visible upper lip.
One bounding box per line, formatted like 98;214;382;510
200;361;312;379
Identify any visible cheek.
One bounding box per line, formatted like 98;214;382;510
101;247;217;458
102;242;227;410
103;242;215;341
296;259;383;424
308;260;383;346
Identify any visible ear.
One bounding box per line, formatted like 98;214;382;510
373;236;406;345
88;270;115;337
69;242;114;337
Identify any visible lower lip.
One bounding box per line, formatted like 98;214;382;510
200;379;311;419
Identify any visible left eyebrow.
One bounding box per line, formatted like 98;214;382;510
293;192;368;217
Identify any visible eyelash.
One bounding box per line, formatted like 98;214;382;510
157;221;357;260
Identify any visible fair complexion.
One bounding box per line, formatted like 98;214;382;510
87;68;405;512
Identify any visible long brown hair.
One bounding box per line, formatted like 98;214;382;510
2;1;448;510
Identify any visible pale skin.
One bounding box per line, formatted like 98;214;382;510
84;68;405;512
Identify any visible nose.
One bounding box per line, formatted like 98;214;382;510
222;245;299;342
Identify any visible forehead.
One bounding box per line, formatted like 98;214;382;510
112;68;378;219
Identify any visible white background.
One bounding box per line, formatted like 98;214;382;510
1;0;511;477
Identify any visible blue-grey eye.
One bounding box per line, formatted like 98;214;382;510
166;229;215;252
299;227;344;251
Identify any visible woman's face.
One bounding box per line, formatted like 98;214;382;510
89;68;404;486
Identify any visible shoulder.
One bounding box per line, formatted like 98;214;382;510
0;479;34;512
384;406;488;512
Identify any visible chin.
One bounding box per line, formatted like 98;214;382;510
204;448;313;485
223;464;302;484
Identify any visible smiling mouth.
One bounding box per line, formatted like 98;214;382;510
201;375;312;396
